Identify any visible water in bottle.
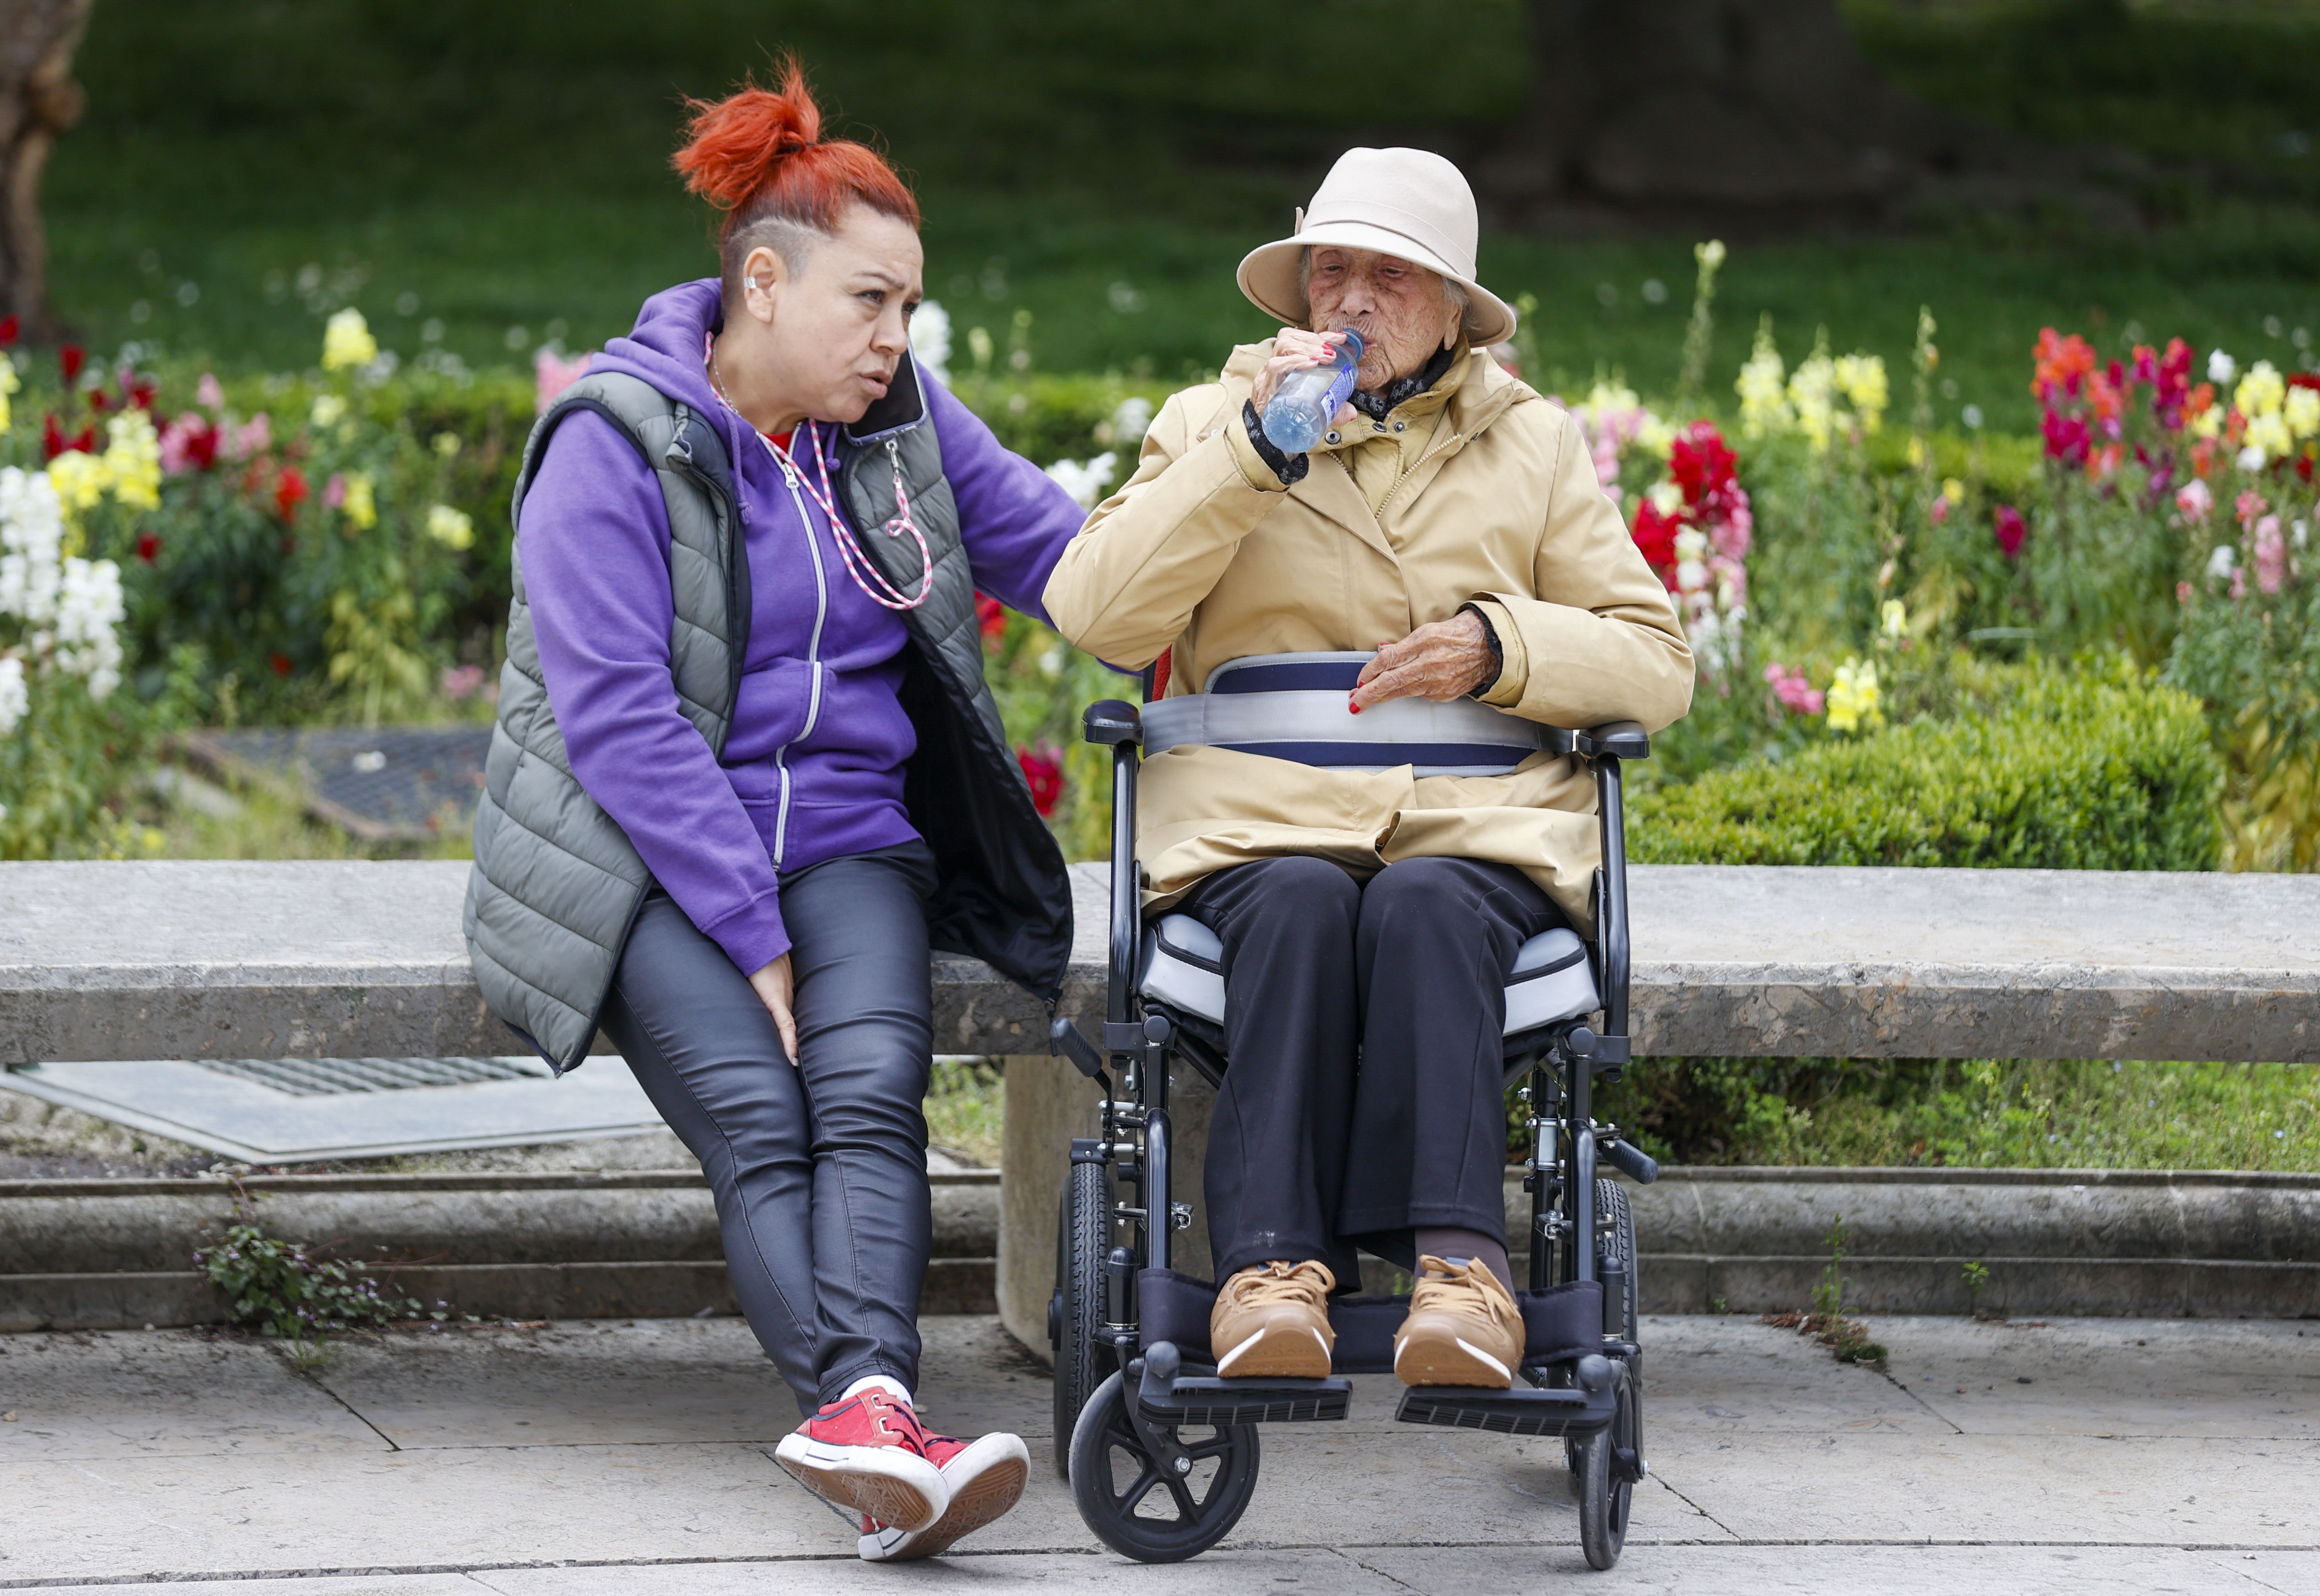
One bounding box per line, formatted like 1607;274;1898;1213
1261;329;1367;455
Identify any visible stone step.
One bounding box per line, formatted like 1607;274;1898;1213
10;1165;2316;1333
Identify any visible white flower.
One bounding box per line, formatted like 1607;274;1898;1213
1044;452;1118;510
2236;444;2269;473
1675;560;1709;593
2207;348;2236;386
0;656;24;735
1648;481;1685;517
2207;543;2240;581
1108;396;1154;449
311;393;347;428
909;300;952;385
54;556;124;696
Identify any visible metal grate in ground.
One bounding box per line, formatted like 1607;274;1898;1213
174;725;492;842
194;1055;551;1096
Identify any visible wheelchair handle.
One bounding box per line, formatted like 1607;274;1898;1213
1084;699;1143;746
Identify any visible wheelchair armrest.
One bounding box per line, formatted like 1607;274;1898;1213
1574;720;1650;761
1084;699;1143;747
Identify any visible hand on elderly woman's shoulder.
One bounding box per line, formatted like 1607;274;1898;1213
1351;609;1499;710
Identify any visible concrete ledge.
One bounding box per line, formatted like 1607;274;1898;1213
8;860;2320;1063
0;1169;1000;1331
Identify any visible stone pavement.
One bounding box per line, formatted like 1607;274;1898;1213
1;1314;2314;1595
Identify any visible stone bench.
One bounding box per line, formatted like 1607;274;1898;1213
4;860;2316;1341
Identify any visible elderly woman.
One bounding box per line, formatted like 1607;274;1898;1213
1044;147;1691;1388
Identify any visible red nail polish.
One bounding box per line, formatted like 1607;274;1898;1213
1348;698;1362;715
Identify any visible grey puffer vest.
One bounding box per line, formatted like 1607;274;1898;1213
463;359;1072;1071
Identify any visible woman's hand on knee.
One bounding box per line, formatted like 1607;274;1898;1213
748;955;800;1064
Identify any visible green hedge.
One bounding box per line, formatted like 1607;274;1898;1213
1632;668;2223;870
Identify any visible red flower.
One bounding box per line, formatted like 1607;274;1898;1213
2040;408;2090;466
136;532;162;564
1628;498;1681;589
129;378;157;411
273;466;310;520
1668;420;1737;508
974;592;1006;648
41;415;95;459
1017;744;1064;817
269;652;295;677
1993;504;2027;559
59;344;84;383
89;387;111;414
0;315;20;346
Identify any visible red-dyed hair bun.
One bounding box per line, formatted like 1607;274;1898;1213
673;58;919;243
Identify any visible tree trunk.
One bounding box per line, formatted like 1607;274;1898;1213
0;0;93;339
1480;0;2083;230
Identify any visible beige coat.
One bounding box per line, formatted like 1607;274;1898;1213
1043;342;1694;928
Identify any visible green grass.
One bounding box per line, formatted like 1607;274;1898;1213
46;1;2320;432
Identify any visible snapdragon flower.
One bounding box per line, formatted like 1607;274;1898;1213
2235;361;2286;420
0;350;17;434
322;309;378;372
1734;322;1790;439
425;504;475;550
2208;349;2236;386
0;656;24;735
54;556;124;698
1825;657;1882;734
103;411;161;511
908;300;952;385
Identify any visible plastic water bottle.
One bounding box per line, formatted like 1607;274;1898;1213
1261;330;1366;455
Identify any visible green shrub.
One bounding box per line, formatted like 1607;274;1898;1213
1632;664;2222;870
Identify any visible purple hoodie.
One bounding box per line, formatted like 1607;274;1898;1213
518;279;1085;976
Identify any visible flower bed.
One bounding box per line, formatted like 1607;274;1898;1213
11;263;2320;865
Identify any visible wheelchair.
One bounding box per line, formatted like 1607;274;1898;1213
1046;693;1659;1569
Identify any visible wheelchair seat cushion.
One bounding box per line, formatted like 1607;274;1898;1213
1137;915;1600;1035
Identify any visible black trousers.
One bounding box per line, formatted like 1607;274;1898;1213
1184;854;1563;1282
600;842;938;1417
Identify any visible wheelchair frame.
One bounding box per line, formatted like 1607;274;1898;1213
1048;697;1659;1569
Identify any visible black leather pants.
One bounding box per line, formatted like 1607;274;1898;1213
601;841;938;1416
1184;854;1562;1282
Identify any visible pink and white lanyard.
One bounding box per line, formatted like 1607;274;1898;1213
702;338;933;611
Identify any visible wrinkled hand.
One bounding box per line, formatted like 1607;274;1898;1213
747;953;799;1065
1351;610;1496;710
1249;328;1359;432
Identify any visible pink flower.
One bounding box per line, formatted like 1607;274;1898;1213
2254;515;2288;595
196;372;226;411
2231;566;2248;602
2177;580;2193;605
222;413;272;462
1763;662;1825;717
1930;494;1951;525
158;413;219;473
441;664;487;701
2176;478;2213;524
323;472;348;510
535;348;595;415
1993;504;2027;558
2235;489;2269;529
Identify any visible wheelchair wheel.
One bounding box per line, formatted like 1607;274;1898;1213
1567;1176;1643;1483
1069;1369;1260;1564
1051;1156;1112;1479
1574;1364;1636;1570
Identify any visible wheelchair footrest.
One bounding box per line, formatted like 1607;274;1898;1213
1393;1380;1615;1438
1138;1357;1351;1427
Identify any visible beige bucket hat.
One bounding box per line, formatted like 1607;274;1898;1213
1236;146;1518;348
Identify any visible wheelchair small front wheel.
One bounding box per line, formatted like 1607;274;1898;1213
1068;1370;1260;1563
1575;1367;1637;1570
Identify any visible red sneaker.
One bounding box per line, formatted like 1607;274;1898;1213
856;1429;1030;1561
773;1391;948;1532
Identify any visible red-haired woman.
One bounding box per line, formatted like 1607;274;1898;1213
464;64;1086;1560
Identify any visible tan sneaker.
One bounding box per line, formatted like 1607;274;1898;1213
1392;1254;1524;1388
1209;1261;1336;1378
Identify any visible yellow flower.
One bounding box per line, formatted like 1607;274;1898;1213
2234;360;2285;419
1735;319;1791;439
426;504;474;550
2244;411;2291;462
0;350;18;433
343;472;377;530
1835;353;1889;433
2191;404;2224;441
2286;385;2320;441
1880;599;1908;639
1825;657;1883;735
47;449;112;513
1943;477;1966;505
102;412;162;511
322;308;378;372
432;431;462;458
1787;351;1838;452
311;393;347;428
